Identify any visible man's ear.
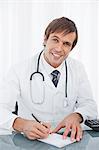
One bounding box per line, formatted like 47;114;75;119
43;35;47;46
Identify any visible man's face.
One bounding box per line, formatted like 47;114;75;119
43;32;76;68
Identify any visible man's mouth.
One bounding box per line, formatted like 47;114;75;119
52;53;61;59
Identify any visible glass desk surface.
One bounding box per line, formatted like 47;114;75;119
0;130;99;150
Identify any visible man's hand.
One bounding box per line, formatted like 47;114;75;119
52;113;83;141
13;117;51;140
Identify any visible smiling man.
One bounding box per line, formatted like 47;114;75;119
44;32;76;68
0;17;97;142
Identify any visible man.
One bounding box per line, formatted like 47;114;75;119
0;17;97;142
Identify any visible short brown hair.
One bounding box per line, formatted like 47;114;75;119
44;17;78;50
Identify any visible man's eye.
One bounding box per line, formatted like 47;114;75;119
64;42;71;47
52;38;58;42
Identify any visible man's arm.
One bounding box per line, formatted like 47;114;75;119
52;62;97;141
52;112;83;141
12;117;51;140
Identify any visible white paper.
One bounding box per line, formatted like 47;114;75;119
38;133;76;148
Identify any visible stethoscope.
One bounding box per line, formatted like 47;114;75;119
30;50;68;106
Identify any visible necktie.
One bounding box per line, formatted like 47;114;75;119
51;70;60;87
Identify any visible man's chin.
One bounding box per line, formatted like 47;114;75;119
51;61;62;68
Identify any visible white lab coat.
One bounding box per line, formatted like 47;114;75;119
0;52;97;134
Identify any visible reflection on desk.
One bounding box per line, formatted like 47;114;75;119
0;131;99;150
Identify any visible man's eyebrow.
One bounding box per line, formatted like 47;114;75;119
63;41;72;46
51;35;72;45
51;35;59;39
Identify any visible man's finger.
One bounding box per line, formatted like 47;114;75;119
70;125;76;141
76;125;83;141
30;133;41;139
51;123;62;133
37;123;50;134
42;122;51;129
63;124;71;139
32;127;48;138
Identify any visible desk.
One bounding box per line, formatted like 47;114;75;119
0;130;99;150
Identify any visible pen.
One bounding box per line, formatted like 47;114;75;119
32;113;48;129
32;113;41;123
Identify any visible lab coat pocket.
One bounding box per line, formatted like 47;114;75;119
52;92;73;113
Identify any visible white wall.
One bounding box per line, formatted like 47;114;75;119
0;0;99;113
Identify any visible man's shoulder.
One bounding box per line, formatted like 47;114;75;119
8;52;40;75
67;57;84;70
67;57;83;65
13;52;39;68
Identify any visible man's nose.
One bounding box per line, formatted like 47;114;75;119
56;42;63;51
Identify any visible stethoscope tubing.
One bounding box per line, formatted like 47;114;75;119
30;50;67;104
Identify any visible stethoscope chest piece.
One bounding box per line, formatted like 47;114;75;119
63;97;69;107
53;92;69;108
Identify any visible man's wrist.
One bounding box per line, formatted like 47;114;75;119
75;112;84;123
12;117;26;132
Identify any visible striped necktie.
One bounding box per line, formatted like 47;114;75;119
51;70;60;87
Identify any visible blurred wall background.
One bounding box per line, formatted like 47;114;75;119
0;0;99;114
